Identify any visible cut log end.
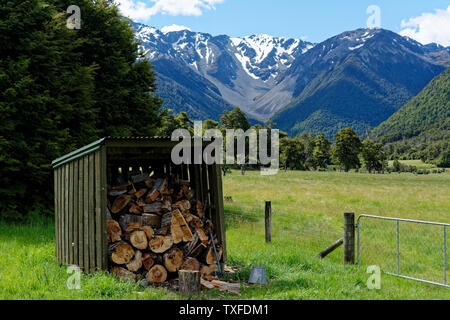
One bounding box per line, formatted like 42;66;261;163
130;230;148;250
149;235;174;253
146;264;168;283
111;195;132;214
110;242;135;265
107;220;122;243
164;248;184;272
180;257;200;271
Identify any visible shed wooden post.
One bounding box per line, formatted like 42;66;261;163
343;212;355;264
265;201;271;243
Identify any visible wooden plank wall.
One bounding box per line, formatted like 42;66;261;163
54;149;107;272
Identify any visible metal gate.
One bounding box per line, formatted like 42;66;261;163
356;214;449;288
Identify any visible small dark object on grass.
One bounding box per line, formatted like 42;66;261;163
248;266;267;285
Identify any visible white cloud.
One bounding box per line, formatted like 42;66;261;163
116;0;224;22
399;6;450;47
161;24;191;33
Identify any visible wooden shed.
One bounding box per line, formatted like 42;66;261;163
52;137;226;273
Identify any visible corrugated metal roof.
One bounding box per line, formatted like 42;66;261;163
51;136;175;169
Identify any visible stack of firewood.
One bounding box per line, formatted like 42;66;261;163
106;173;222;284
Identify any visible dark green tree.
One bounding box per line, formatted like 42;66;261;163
332;128;362;172
158;110;194;136
299;133;316;169
313;133;332;169
0;0;163;221
220;107;251;131
280;136;306;171
361;139;385;173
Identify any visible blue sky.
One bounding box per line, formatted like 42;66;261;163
117;0;450;45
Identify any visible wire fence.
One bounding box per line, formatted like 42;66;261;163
357;215;449;288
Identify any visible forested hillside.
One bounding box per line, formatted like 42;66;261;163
371;67;450;166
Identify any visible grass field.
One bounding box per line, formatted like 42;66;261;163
0;170;449;299
387;160;441;170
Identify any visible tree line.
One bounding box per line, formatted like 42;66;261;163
1;1;164;221
161;107;388;174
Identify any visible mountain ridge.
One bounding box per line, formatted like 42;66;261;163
131;21;450;136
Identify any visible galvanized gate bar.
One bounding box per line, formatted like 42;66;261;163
356;214;450;288
397;220;400;276
444;225;447;285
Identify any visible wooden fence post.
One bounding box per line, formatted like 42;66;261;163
343;212;355;264
265;201;271;243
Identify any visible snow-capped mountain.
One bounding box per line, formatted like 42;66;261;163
131;22;449;136
270;28;450;137
132;21;314;120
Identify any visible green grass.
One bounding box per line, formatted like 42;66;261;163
387;160;439;170
1;170;449;299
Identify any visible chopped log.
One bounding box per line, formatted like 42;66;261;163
112;266;136;281
119;214;142;230
180;257;200;271
143;202;162;214
142;213;161;228
145;179;154;189
211;280;240;295
200;278;215;289
200;264;218;277
108;189;127;197
161;212;172;229
141;226;154;239
126;250;142;272
134;188;147;199
182;233;200;257
178;270;201;294
130;230;148;250
145;178;166;203
110;242;134;265
111;195;132;214
197;201;204;219
171;209;194;244
142;253;156;270
164;248;184;272
125;222;141;232
145;189;160;203
107;220;122;243
129;203;143;215
136;198;146;207
175;200;190;211
155;226;169;236
196;227;209;243
146;264;168;283
161;196;172;212
149;235;173;253
205;246;222;265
